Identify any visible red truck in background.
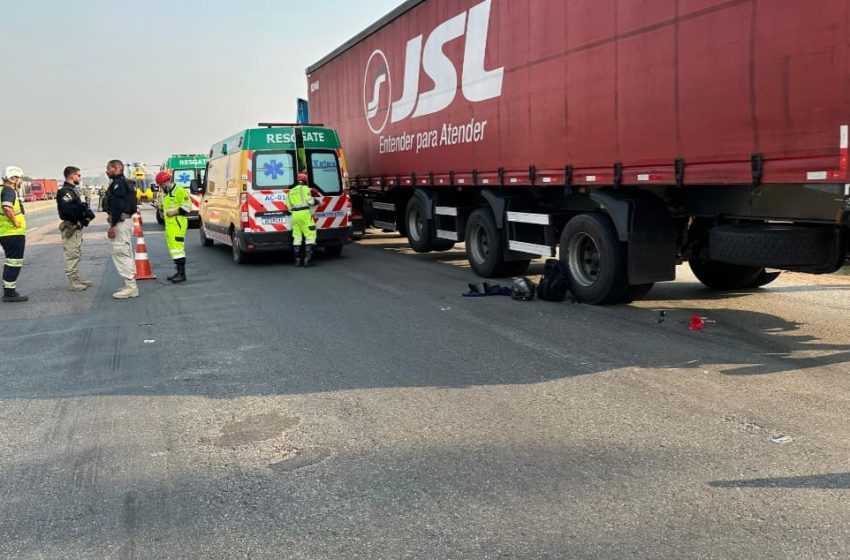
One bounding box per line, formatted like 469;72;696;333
29;179;59;201
307;0;850;303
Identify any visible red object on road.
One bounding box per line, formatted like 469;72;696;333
689;314;706;332
308;0;850;186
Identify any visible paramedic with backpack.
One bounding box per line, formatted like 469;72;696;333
155;171;191;283
287;172;318;267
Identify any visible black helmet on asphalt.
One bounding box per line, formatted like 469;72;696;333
511;277;536;301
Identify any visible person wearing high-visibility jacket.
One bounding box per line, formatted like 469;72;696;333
287;172;319;267
155;171;191;283
1;165;28;302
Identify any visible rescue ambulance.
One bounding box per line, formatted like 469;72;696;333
156;154;208;225
199;124;353;264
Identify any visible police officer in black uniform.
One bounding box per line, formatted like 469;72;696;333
105;160;139;299
56;166;95;290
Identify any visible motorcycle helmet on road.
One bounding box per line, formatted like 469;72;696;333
511;277;536;301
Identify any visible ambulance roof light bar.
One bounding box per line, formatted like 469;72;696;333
257;122;324;128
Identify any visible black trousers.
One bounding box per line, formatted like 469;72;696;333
1;235;25;290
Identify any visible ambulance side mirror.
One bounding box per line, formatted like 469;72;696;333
190;179;204;194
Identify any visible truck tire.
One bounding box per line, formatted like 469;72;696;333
688;257;763;290
405;196;434;253
709;225;831;267
200;222;214;247
465;208;514;278
559;213;628;304
156;209;165;225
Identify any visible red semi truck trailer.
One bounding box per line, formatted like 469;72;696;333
30;179;59;200
307;0;850;303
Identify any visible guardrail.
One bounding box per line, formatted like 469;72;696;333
22;200;56;215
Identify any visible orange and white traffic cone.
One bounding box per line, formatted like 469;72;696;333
132;212;143;237
134;231;156;280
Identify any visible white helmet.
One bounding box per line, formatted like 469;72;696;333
3;166;24;180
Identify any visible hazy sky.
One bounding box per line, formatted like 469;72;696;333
3;0;405;179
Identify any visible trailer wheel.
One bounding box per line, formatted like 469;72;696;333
559;213;628;304
200;222;214;247
405;196;435;253
688;257;763;290
465;208;514;277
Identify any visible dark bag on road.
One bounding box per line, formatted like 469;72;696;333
537;258;571;302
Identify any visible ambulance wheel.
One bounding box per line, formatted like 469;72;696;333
405;196;435;253
231;230;248;265
200;223;214;247
560;213;628;304
465;208;513;278
325;245;343;257
156;209;164;225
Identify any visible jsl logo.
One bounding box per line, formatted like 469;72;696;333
363;0;503;135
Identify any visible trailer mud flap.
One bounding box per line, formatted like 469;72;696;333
591;191;677;285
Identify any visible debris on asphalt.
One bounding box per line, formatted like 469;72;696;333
657;310;666;324
462;283;511;297
689;314;706;331
143;340;156;344
771;434;793;445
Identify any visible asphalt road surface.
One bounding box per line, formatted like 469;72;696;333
2;207;850;559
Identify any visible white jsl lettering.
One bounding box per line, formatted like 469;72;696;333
391;0;503;123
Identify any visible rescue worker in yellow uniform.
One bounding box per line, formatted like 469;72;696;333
1;166;28;302
155;171;191;283
287;172;319;267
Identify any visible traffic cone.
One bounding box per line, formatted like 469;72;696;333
689;314;706;331
132;212;143;237
134;231;156;280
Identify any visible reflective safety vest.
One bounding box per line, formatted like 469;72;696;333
163;186;192;218
286;183;314;211
0;186;26;237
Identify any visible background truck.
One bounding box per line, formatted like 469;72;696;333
306;0;850;303
29;179;58;201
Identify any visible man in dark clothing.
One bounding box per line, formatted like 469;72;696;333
105;160;138;299
1;165;28;302
57;166;96;291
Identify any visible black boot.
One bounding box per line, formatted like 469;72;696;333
2;288;28;303
303;244;316;267
171;259;186;283
296;244;305;267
